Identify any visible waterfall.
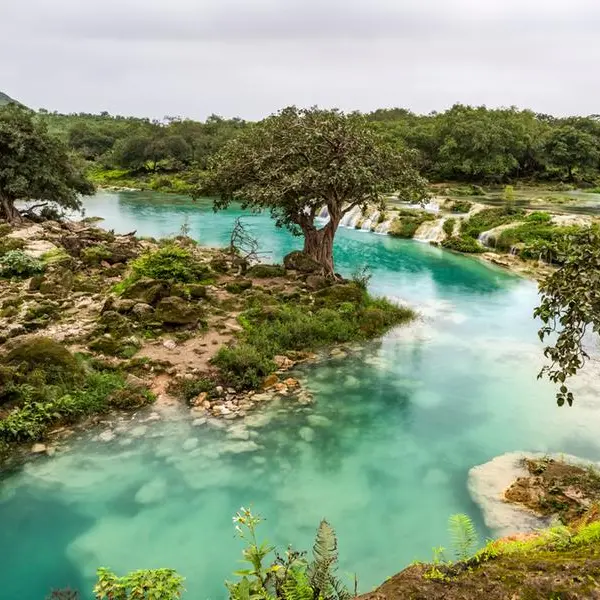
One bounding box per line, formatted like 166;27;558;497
375;218;393;234
361;211;380;231
478;230;495;248
339;205;363;229
413;218;447;243
318;206;329;219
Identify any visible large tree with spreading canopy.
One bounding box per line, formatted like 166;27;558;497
0;104;93;222
200;106;427;275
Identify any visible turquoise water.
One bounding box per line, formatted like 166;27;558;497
2;191;600;599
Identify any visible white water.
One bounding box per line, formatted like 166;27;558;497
413;218;447;243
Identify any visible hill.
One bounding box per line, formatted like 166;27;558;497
0;91;18;106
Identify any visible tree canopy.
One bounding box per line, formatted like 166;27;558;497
0;104;93;222
200;106;427;274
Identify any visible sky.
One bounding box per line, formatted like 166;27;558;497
1;0;599;121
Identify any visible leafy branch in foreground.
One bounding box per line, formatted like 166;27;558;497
534;225;600;406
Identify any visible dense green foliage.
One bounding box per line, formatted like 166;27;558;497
213;283;414;389
0;338;152;444
0;250;44;277
535;226;600;406
129;245;211;284
388;210;435;238
441;236;485;254
368;104;600;183
0;104;93;221
201;106;426;274
459;208;524;240
94;567;184;600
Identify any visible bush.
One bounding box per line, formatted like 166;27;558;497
169;376;216;403
460;208;523;239
389;211;435;239
526;211;552;224
442;236;485;253
0;237;25;255
81;244;113;266
449;200;472;213
0;250;44;278
130;244;211;283
212;344;276;390
4;337;84;386
246;264;286;278
443;218;456;237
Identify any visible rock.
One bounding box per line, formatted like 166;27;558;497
244;412;273;428
306;414;332;427
227;425;250;440
162;339;177;350
24;239;58;258
225;279;253;294
247;264;286;278
98;430;116;442
263;374;279;390
329;347;347;358
121;277;170;305
283;251;321;273
283;378;299;389
126;373;148;389
129;303;152;322
468;452;554;537
129;425;148;438
222;440;260;454
135;477;167;504
31;443;47;454
182;437;199;451
215;386;224;396
305;275;330;291
224;320;243;333
187;284;208;299
113;299;137;314
7;224;44;240
156;296;203;325
299;426;315;442
192;418;207;427
213;405;232;416
193;392;208;407
227;387;236;394
273;355;294;369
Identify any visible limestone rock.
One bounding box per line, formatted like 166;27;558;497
305;275;330;291
31;443;47;454
156;296;202;325
121;277;170;305
283;251;321;273
262;374;279;390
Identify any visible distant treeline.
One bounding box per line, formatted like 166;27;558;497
38;104;600;184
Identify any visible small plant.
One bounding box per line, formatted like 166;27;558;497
46;589;80;600
443;218;455;237
130;244;211;283
449;199;472;213
81;244;113;266
441;236;485;254
0;250;44;277
448;514;478;561
94;567;184;600
503;185;517;215
351;265;372;290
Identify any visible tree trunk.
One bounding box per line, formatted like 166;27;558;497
0;195;21;223
302;218;339;276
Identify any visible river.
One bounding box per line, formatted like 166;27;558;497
1;190;600;599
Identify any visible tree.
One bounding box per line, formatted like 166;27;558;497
0;105;93;222
542;126;600;181
112;135;151;171
201;106;427;275
534;226;600;406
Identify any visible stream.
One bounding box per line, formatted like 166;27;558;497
1;191;600;599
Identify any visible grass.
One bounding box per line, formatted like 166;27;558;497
389;210;436;238
460;208;524;239
212;283;414;390
0;338;153;446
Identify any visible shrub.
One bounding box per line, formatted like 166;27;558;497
443;218;456;237
0;236;25;255
389;211;435;239
449;200;472;213
169;376;216;403
246;264;286;278
212;344;276;390
460;208;523;239
81;244;113;266
130;245;211;283
526;211;552;224
4;337;84;386
442;236;485;253
0;250;44;278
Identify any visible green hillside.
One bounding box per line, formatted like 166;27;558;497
0;91;18;106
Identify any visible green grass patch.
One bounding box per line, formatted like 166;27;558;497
212;284;414;390
460;208;524;239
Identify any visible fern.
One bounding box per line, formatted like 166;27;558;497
282;570;314;600
307;520;351;600
448;514;478;561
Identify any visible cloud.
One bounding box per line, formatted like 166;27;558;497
0;0;598;118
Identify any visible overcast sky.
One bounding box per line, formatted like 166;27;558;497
1;0;598;120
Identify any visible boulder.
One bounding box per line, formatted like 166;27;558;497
247;264;286;278
262;373;279;390
283;251;321;273
314;283;364;307
131;303;154;321
121;277;170;306
225;279;253;294
155;296;202;325
305;275;330;291
187;284;208;299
